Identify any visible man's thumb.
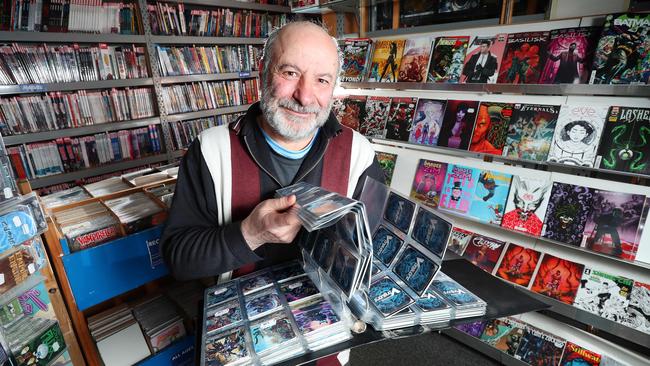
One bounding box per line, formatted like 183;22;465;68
269;195;296;211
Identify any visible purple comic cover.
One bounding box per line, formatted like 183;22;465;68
539;26;600;84
542;182;594;247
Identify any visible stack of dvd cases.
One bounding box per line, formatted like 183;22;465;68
103;192;165;234
132;295;187;354
201;261;352;366
53;201;122;252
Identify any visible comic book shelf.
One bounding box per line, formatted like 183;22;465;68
337;11;650;365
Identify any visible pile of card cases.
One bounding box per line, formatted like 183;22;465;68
0;193;48;253
200;261;352;366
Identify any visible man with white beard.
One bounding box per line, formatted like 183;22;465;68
161;21;384;281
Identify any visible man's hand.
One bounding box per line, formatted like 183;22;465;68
241;195;302;251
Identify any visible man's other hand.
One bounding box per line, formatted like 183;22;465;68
241;195;302;250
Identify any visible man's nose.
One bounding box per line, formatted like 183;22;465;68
293;76;316;107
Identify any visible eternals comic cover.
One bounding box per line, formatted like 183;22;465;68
573;267;633;323
333;95;366;131
428;36;470;83
547;104;609;167
437;99;479;150
597;106;650;175
582;189;646;261
514;325;566;366
461;34;507;83
467;169;512;225
559;341;602;366
531;254;584;304
368;39;406;82
340;38;373;82
539;27;600;84
542;182;594;247
503;103;560;162
501;176;552;236
385;97;417;141
495;243;541;287
469;102;514;155
375;152;398;186
590;13;650;84
461;233;507;273
447;227;473;255
625;281;650;334
360;96;391;137
439;164;478;214
397;36;433;82
497;31;549;84
410;159;448;208
408;98;447;146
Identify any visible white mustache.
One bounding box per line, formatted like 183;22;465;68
278;98;321;114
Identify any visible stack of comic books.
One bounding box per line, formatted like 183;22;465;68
200;261;352;366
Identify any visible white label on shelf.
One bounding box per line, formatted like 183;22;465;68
19;84;45;92
3;188;13;199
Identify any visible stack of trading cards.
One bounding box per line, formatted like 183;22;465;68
40;186;91;210
276;182;359;232
132;295;187;354
429;272;487;318
201;261;352;366
84;176;131;197
53;201;122;252
123;168;171;187
145;184;176;208
104;192;165;234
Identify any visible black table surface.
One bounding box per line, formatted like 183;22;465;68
270;256;549;366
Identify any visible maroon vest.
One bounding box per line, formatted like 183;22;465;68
230;127;353;276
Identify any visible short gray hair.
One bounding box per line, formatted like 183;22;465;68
260;21;342;87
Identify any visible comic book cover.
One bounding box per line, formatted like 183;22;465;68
461;34;508;83
582;189;646;261
503;103;560;162
495;243;541;287
469;102;514;155
438;164;479;214
559;341;602;366
437;99;479;150
461;234;507;273
573;267;633;323
367;40;406;82
542;183;594;247
428;36;470;83
375;152;398;186
385;97;417;142
439;0;480;12
340;38;373;82
467;169;512;225
530;254;584;304
515;325;567;366
597;106;650;175
547;104;609;167
497;31;549;84
410;159;448;208
624;281;650;334
408;98;447;146
397;36;433;82
454;320;487;338
590;13;650;85
333;95;366;131
487;317;527;355
540;27;601;84
501;176;552;236
447;227;473;255
360;96;391;137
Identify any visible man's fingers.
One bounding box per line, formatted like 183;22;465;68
265;195;297;211
268;210;301;228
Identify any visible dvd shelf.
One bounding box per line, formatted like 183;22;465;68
155;44;261;76
161;78;259;115
169;112;242;149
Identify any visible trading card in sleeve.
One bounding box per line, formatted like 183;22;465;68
239;271;274;295
334;212;358;249
290;297;342;335
280;276;320;303
272;261;305;283
276;182;314;198
206;299;243;334
329;244;360;297
383;192;416;234
368;276;414;317
303;194;356;220
244;289;282;319
206;282;238;307
372;225;403;266
415;288;451;312
205;326;250;366
430;272;483;306
249;312;298;354
300;230;318;254
411;207;452;258
312;231;337;271
393;246;439;295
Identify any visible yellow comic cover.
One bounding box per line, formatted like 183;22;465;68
367;40;406;82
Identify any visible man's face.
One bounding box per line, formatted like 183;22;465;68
480;43;489;54
260;25;338;141
569;43;576;52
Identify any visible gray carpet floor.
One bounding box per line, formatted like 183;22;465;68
348;332;500;366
